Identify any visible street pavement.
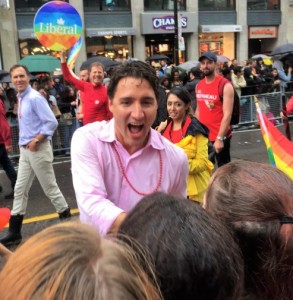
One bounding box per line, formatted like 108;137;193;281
0;122;292;255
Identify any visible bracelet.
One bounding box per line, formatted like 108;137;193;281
217;136;226;141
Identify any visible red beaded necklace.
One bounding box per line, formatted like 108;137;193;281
111;143;163;196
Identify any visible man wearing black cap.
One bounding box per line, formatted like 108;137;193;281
195;51;234;167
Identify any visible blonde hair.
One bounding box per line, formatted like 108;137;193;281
0;222;161;300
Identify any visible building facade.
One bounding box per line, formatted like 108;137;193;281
0;0;292;71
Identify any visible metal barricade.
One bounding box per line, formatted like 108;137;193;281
9;117;79;158
239;92;283;127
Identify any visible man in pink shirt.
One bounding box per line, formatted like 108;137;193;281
71;61;188;236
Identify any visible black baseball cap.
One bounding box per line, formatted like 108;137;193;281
199;51;217;62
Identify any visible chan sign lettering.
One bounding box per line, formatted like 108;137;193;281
152;15;187;31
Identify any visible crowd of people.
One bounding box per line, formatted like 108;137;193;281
0;54;292;299
154;54;293;95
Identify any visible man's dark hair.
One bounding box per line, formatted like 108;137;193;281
107;61;159;101
10;64;30;76
118;192;244;300
189;67;202;78
233;66;243;75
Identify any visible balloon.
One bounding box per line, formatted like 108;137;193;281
34;1;82;51
0;208;10;231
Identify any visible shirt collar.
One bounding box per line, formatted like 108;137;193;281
18;85;32;99
99;118;165;151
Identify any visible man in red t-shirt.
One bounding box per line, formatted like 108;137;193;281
60;51;112;125
195;51;234;167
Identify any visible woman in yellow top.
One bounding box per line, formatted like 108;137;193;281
157;87;213;202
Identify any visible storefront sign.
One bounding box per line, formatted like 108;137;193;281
200;25;242;33
86;28;136;37
34;1;82;51
141;12;196;34
152;15;187;31
249;26;278;39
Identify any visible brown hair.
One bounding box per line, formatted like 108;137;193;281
204;160;293;300
9;64;30;76
0;222;161;300
89;62;105;72
107;61;159;101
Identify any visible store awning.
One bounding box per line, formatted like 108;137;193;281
18;29;36;39
200;25;242;33
86;28;136;37
18;27;136;40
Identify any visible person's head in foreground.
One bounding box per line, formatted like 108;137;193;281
118;192;244;300
0;222;161;300
204;160;293;300
107;61;159;154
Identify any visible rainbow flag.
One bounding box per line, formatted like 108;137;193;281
67;36;82;70
255;97;293;180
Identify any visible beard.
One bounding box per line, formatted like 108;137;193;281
202;68;214;77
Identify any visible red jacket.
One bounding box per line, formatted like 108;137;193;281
286;96;293;115
0;100;11;146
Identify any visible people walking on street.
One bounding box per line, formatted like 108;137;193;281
0;98;17;200
0;65;71;247
71;60;188;236
195;51;234;167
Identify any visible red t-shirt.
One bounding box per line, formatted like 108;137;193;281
196;75;231;141
163;116;192;143
62;63;112;125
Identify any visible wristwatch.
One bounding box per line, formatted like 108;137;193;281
217;136;226;141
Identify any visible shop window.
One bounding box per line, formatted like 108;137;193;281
15;0;68;12
199;0;235;10
199;34;224;55
19;39;59;58
83;0;130;11
247;0;280;10
144;0;186;11
85;36;131;60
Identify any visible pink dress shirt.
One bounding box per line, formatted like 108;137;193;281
71;119;188;235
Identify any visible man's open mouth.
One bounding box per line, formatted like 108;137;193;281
128;124;144;133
